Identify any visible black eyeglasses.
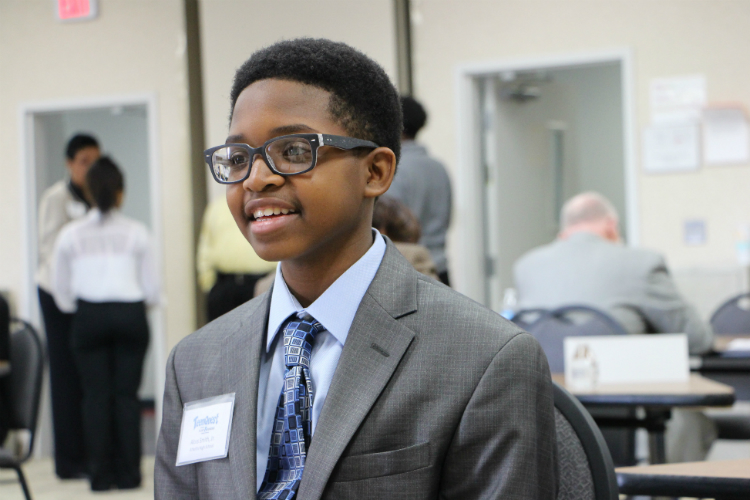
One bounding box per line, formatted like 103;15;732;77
204;133;379;184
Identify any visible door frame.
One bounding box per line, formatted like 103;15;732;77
453;48;637;305
18;93;165;450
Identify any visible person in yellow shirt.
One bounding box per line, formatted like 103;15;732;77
197;197;276;320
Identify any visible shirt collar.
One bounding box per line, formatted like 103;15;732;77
266;230;386;352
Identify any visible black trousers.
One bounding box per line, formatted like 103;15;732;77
207;272;266;321
38;287;87;478
71;300;149;489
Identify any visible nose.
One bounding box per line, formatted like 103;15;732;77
243;153;284;192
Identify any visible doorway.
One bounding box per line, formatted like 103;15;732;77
455;50;637;311
20;95;164;456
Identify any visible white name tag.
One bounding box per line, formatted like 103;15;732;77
176;393;236;466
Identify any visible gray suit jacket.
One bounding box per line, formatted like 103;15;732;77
513;232;713;355
155;240;557;499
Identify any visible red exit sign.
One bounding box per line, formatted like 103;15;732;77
56;0;98;22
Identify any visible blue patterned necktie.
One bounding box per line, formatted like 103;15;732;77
258;312;322;500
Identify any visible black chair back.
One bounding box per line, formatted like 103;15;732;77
5;319;44;462
553;382;618;500
710;293;750;335
525;305;627;373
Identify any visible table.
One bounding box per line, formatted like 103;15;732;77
0;360;9;377
553;373;735;464
616;458;750;499
693;335;750;400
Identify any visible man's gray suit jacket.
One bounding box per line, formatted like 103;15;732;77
155;239;557;499
513;232;713;354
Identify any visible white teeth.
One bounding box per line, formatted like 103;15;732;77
253;207;295;219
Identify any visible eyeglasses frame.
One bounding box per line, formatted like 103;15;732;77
204;133;380;184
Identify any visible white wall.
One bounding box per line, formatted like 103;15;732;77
198;0;398;201
0;1;195;353
411;0;750;312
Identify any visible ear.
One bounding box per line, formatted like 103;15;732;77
363;147;397;199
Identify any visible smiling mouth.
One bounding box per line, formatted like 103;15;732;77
251;207;297;221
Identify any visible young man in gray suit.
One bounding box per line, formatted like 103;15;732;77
155;39;557;499
514;191;715;462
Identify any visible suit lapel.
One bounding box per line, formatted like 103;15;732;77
298;241;419;500
222;293;271;499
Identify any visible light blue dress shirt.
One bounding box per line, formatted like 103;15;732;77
255;231;386;490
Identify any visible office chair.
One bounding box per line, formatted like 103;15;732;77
0;319;45;500
510;308;549;331
553;382;619;500
708;293;750;440
710;292;750;334
526;306;635;466
524;305;627;374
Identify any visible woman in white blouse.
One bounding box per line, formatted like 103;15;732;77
52;157;159;491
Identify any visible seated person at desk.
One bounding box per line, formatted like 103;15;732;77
514;191;713;355
155;38;557;499
514;191;715;462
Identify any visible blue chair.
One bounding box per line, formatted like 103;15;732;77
526;305;635;467
524;305;627;374
510;308;549;332
708;293;750;440
710;292;750;335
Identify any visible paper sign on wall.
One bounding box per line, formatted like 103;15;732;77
643;123;700;173
650;75;706;123
703;107;750;165
564;334;689;385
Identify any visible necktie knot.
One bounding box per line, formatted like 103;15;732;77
283;312;321;369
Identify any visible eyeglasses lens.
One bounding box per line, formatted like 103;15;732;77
211;146;250;183
266;137;313;174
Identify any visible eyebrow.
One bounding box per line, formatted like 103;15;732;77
225;124;318;145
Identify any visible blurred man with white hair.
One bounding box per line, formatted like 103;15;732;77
514;191;715;462
515;191;712;354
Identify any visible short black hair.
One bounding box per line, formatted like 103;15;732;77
230;38;402;163
66;133;99;160
401;96;427;139
86;156;124;213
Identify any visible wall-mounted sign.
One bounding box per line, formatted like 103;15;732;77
703;107;750;166
643;122;700;173
56;0;98;22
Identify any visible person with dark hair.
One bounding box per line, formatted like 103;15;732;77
36;132;99;479
372;195;438;280
155;38;556;500
52;157;160;491
388;96;453;286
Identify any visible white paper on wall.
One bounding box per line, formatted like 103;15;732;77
650;75;706;123
702;107;750;165
643;122;700;173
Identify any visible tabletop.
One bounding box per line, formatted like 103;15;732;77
616;459;750;499
552;373;735;408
